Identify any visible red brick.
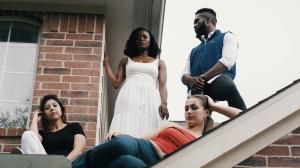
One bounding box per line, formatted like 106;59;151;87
33;90;60;97
274;135;300;145
87;123;96;130
68;13;78;33
73;54;99;61
66;34;93;40
42;83;70;90
257;145;290;156
65;105;89;113
91;62;100;69
95;14;103;34
291;146;300;156
94;34;102;41
38;53;45;60
31;105;39;111
3;144;22;153
34;81;40;89
89;106;98;113
75;41;101;48
42;14;51;32
71;83;99;91
78;14;87;33
84;130;96;138
86;138;95;146
40;39;45;46
41;33;65;39
90;92;99;99
43;68;71;75
0;137;21;144
268;157;300;167
45;54;72;60
72;69;99;76
61;90;89;98
36;75;60;82
6;128;17;136
38;60;63;67
64;61;91;69
70;99;98;106
62;76;89;83
36;67;42;74
93;48;102;55
0;128;7;136
46;39;74;46
32;97;39;104
50;13;60;32
86;14;95;33
67;113;97;122
65;47;92;54
238;156;266;167
39;46;64;53
60;13;69;32
90;76;100;83
59;98;69;105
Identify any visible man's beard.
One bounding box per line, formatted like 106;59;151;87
195;24;207;39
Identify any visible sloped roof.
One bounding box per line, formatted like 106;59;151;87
152;79;300;168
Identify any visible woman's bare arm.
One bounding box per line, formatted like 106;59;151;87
103;52;127;89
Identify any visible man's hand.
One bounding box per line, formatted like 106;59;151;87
190;76;205;94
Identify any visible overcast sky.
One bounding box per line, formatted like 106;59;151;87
162;0;300;121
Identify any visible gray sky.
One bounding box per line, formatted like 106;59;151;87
162;0;300;121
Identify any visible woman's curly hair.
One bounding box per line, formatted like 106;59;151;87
124;27;161;58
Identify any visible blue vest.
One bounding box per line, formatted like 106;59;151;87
190;30;236;80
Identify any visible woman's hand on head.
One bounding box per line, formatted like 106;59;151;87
205;95;216;111
159;104;169;120
32;110;42;123
107;131;120;140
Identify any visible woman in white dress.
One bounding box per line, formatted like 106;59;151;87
104;27;168;137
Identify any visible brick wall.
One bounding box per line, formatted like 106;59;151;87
235;127;300;167
0;12;104;152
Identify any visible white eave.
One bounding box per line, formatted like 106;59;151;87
152;79;300;168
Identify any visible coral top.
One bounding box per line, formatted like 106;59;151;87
152;127;196;154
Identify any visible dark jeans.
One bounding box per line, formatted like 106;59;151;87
72;135;159;168
204;74;246;110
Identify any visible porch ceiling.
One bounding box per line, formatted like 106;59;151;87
0;0;105;5
0;0;106;13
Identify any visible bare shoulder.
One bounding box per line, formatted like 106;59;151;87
158;59;165;64
158;59;166;68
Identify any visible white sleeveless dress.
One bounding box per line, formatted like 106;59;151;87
109;57;163;137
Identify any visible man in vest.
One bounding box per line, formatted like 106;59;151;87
181;8;246;110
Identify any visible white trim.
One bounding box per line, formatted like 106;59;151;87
152;81;300;168
96;18;108;145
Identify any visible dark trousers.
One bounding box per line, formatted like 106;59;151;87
72;135;159;168
204;74;246;110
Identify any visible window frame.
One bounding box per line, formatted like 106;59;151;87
0;17;41;128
